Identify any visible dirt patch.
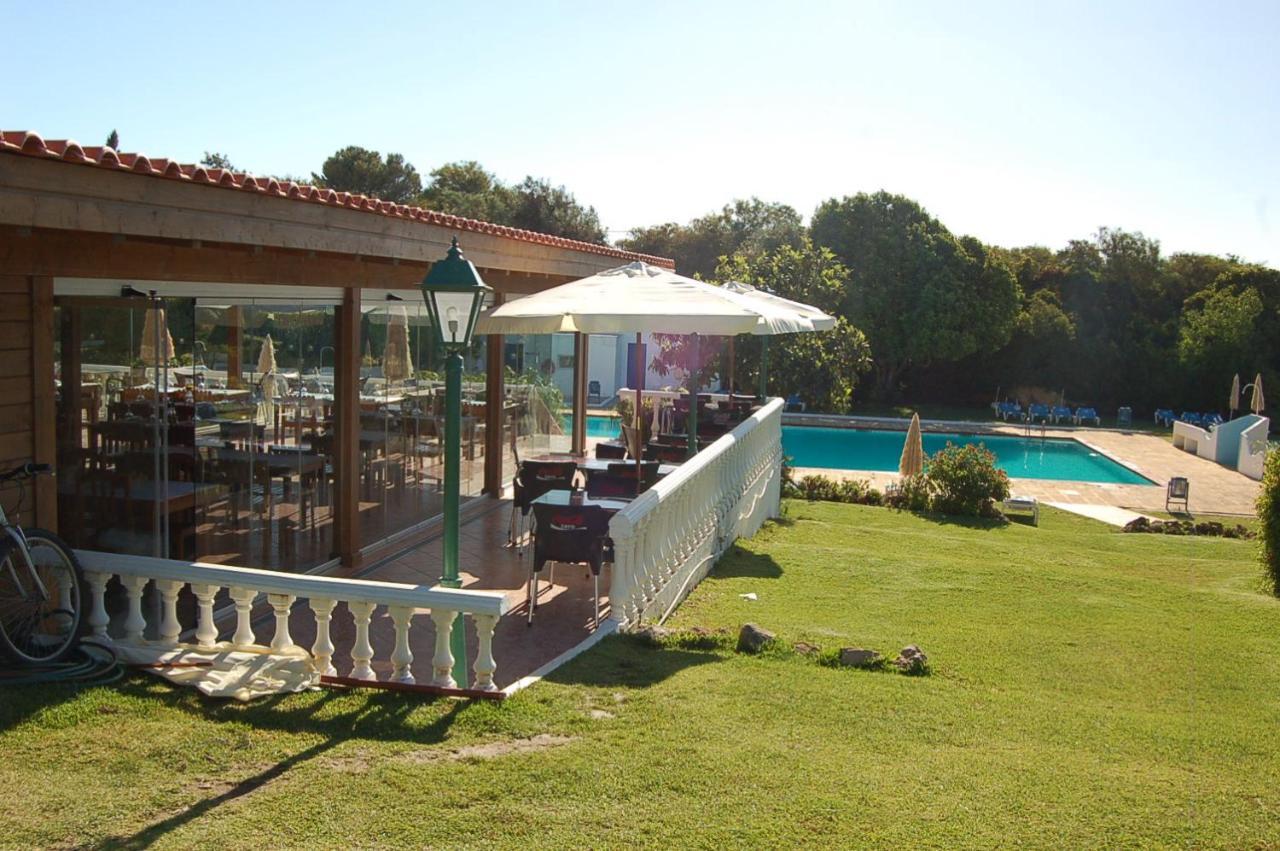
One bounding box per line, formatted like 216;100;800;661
401;734;577;765
588;709;615;720
319;748;376;774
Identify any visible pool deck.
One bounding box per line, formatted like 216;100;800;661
789;418;1262;516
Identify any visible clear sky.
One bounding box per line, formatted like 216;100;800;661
4;0;1278;264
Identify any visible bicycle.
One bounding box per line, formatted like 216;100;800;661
0;463;85;664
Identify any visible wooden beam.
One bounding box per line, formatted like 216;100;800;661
57;306;81;473
483;294;505;496
31;275;55;528
333;290;362;569
572;333;588;456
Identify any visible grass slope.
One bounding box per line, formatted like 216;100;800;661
0;504;1276;848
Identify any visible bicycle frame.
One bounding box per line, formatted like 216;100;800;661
0;503;49;605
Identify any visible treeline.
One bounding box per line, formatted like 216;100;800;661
621;193;1279;415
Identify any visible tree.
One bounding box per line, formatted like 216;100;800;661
506;176;606;243
1177;264;1280;409
810;191;1019;399
619;198;804;278
312;146;423;203
104;129;119;150
200;151;235;170
713;239;872;412
421;160;514;222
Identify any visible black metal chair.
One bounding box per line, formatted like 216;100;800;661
1166;477;1190;512
594;441;627;460
510;460;577;554
529;502;611;627
606;460;659;490
585;473;637;499
645;443;688;464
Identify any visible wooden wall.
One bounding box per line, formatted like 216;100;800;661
0;274;55;528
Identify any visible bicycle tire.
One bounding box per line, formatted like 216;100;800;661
0;528;86;664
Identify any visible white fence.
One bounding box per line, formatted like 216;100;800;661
77;551;510;691
607;398;783;627
1238;417;1270;480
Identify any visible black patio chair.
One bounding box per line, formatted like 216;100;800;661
1166;477;1190;512
594;441;627;460
529;502;612;628
606;460;660;490
645;442;689;464
510;459;577;555
585;473;637;499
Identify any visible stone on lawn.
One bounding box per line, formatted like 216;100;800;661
631;624;671;647
736;623;775;654
838;647;881;668
792;641;821;656
892;644;928;674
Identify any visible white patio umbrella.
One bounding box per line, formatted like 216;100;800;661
1230;374;1241;418
256;335;279;439
899;413;924;477
139;304;175;363
1252;373;1265;415
719;280;835;395
478;261;817;478
382;306;415;384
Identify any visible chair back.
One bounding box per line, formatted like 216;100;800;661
586;472;639;499
607;460;660;488
594;441;627;460
645;443;689;463
620;423;642;459
1168;477;1189;499
531;503;611;575
515;460;578;508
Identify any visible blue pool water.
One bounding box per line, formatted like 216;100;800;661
782;426;1153;485
559;414;621;439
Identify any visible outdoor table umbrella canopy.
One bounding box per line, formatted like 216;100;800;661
477;261;822;477
718;279;836;395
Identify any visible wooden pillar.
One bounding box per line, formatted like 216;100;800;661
31;276;56;529
572;333;588;456
482;294;505;495
226;305;242;388
333;289;362;568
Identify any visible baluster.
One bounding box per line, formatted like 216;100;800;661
189;583;220;649
348;600;376;680
84;571;111;640
155;579;183;646
120;575;148;642
268;593;296;651
309;598;337;676
229;587;257;648
388;605;415;684
430;609;457;688
472;614;498;691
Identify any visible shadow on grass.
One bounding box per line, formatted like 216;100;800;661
890;508;1012;532
544;634;722;690
91;679;464;850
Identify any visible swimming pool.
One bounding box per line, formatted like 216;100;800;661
559;414;621;439
782;426;1154;485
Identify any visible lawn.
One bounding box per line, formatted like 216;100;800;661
1;504;1277;848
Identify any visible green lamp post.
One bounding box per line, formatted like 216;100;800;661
421;237;492;684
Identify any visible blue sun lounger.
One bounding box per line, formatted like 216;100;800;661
1073;407;1100;426
1050;405;1072;423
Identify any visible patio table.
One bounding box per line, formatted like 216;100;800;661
531;489;632;514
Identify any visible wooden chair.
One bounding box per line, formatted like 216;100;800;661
1166;477;1190;512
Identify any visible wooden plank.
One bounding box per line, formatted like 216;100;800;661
0;294;32;319
0;430;33;463
0;377;30;397
333;289;362;568
31;275;56;528
0;275;30;294
0;404;33;433
0;321;32;351
0;354;32;379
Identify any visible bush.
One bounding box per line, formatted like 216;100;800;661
925;442;1010;517
1260;449;1280;596
798;474;839;502
885;473;933;512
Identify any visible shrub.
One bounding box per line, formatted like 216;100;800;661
798;474;839;502
1260;449;1280;596
886;473;933;512
925;442;1010;517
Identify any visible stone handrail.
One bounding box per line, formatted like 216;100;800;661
76;551;511;691
607;398;783;626
1238;416;1270;481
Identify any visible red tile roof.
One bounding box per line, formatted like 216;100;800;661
0;131;674;268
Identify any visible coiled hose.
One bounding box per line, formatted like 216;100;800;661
0;639;125;687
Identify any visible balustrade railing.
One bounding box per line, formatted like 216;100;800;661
608;398;783;626
76;551;510;692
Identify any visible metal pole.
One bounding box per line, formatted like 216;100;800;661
634;333;643;486
441;347;467;684
758;336;770;400
150;293;162;559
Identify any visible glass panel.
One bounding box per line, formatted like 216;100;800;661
504;333;571;462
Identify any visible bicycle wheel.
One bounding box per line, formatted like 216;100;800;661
0;529;85;664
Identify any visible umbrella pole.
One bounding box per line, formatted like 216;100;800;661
634;333;643;493
727;336;735;395
687;334;700;459
759;337;770;400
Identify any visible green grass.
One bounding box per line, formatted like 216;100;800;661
1;504;1277;848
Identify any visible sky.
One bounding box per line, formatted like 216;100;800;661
4;0;1278;265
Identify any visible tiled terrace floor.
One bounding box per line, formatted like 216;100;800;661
794;423;1262;515
285;497;609;691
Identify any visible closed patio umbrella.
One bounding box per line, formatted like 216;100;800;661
139;303;175;364
382;306;415;385
256;335;280;438
478;261;817;478
899;413;924;477
1230;373;1241;418
1252;373;1265;415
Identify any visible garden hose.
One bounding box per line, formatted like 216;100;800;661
0;639;125;687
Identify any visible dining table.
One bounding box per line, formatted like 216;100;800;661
530;489;632;514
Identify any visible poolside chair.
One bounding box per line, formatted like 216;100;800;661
1027;403;1050;423
529;502;612;628
1073;407;1101;426
1179;411;1203;427
1116;406;1133;428
1202;413;1223;428
997;401;1022;421
587;380;602;404
510;459;578;554
1050;405;1072;424
1165;477;1190;512
1154;408;1176;428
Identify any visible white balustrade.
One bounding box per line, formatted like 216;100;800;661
76;551;510;693
608;398;784;627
